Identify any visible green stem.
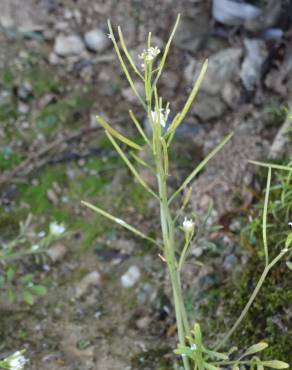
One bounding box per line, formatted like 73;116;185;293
155;140;191;370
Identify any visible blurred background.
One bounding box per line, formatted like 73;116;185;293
0;1;291;369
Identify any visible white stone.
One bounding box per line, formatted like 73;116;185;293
54;34;85;57
84;29;110;52
121;265;141;288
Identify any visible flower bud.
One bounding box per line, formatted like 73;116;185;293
183;218;194;233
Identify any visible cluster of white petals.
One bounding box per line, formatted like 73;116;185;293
6;351;28;370
150;107;170;128
139;46;160;69
288;222;292;227
49;222;66;236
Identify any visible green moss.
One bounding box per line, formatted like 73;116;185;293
220;260;291;363
214;165;292;363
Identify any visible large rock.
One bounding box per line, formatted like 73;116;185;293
240;38;267;92
84;29;110;52
54;34;85;57
202;48;242;95
192;94;227;121
186;48;242;96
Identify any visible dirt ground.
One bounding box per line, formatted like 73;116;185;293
0;0;291;369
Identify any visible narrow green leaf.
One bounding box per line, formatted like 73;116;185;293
241;343;269;358
129;110;150;145
249;160;292;172
97;115;142;150
117;26;144;79
203;362;220;370
81;201;161;248
107;20;146;110
261;361;289;369
203;348;228;360
105;131;159;199
152;14;181;90
193;323;202;346
166;59;208;145
285;233;292;249
169;133;233;203
286;261;292;270
263;167;271;266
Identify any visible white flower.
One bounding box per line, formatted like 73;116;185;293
31;244;40;251
191;344;197;351
183;217;194;233
138;46;160;68
49;222;65;236
107;33;112;39
288;222;292;227
38;231;46;238
6;351;28;370
150;107;170;128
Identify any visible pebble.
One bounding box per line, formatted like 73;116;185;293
136;316;151;330
223;254;238;270
54;34;85;57
47;243;68;262
84;29;110;52
121;265;141;288
75;271;102;298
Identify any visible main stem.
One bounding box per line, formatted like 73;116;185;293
155;148;191;370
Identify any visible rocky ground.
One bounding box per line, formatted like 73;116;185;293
0;0;291;369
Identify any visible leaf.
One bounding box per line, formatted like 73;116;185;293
8;288;16;303
81;201;160;248
203;362;220;370
21;273;34;284
286;261;292;270
174;345;196;360
166;59;208;145
248;161;292;172
241;342;269;358
262;167;271;265
6;267;16;282
193;323;202;346
97;115;142;150
105;131;159;199
232;365;240;370
285;233;292;249
203;348;228;360
261;361;289;369
30;285;47;296
23;290;34;305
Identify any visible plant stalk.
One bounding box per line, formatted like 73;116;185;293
155;143;191;370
